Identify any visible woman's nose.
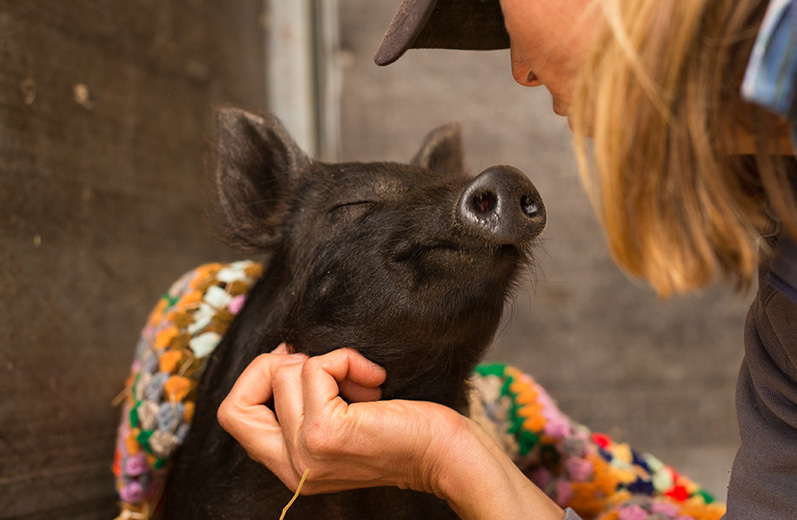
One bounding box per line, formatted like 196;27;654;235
510;44;536;87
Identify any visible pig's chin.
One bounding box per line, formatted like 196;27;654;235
390;240;531;291
284;311;501;408
392;238;530;264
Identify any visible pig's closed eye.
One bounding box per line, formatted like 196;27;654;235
329;201;375;222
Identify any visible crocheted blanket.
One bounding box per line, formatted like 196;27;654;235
469;365;725;520
113;261;263;519
114;262;726;520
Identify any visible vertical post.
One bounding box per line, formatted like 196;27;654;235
312;0;343;161
265;0;341;161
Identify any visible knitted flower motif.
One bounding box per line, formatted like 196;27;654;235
189;332;222;359
651;501;681;516
565;456;593;482
136;400;160;430
158;350;184;374
617;504;648;520
543;411;571;437
556;480;574;505
228;294;246;314
119;481;144;504
124;452;148;477
145;373;169;402
204;285;232;309
164;375;191;402
157;402;185;432
149;430;179;458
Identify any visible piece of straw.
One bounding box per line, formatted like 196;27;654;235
111;387;131;407
279;469;310;520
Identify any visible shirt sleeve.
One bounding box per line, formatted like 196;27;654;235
563;508;584;520
725;233;797;518
740;0;797;149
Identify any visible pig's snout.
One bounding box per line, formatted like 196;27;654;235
456;166;546;245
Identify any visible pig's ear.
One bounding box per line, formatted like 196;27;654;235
214;108;309;250
410;122;465;174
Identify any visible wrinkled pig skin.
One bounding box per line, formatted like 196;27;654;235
161;109;546;519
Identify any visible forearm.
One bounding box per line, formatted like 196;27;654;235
429;416;565;520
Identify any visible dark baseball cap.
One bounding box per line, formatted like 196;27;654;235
374;0;510;66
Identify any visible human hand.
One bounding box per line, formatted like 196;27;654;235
217;345;565;520
216;344;466;495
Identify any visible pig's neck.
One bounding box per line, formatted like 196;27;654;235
378;360;475;414
201;256;478;417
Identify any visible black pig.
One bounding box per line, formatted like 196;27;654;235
160;109;546;518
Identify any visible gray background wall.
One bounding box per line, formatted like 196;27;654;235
0;1;747;517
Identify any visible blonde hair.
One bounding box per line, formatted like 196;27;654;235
570;0;797;297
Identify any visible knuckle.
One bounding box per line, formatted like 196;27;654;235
216;396;237;432
301;355;323;376
216;398;230;426
252;352;274;367
272;361;298;387
301;421;337;455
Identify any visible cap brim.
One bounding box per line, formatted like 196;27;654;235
374;0;509;66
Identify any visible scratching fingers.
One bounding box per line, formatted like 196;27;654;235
217;351;305;466
301;348;385;416
339;378;383;402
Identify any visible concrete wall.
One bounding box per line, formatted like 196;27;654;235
0;1;266;517
337;0;747;497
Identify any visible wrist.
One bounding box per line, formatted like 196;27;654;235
426;416;564;520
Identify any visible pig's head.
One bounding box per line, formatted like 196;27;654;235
214;109;545;410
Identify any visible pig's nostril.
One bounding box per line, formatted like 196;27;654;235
521;195;539;218
472;192;496;214
457;165;546;245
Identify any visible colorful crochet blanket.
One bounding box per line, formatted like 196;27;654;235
113;261;264;519
114;262;726;520
469;364;726;520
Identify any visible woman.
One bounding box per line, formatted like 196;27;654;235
217;0;797;518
